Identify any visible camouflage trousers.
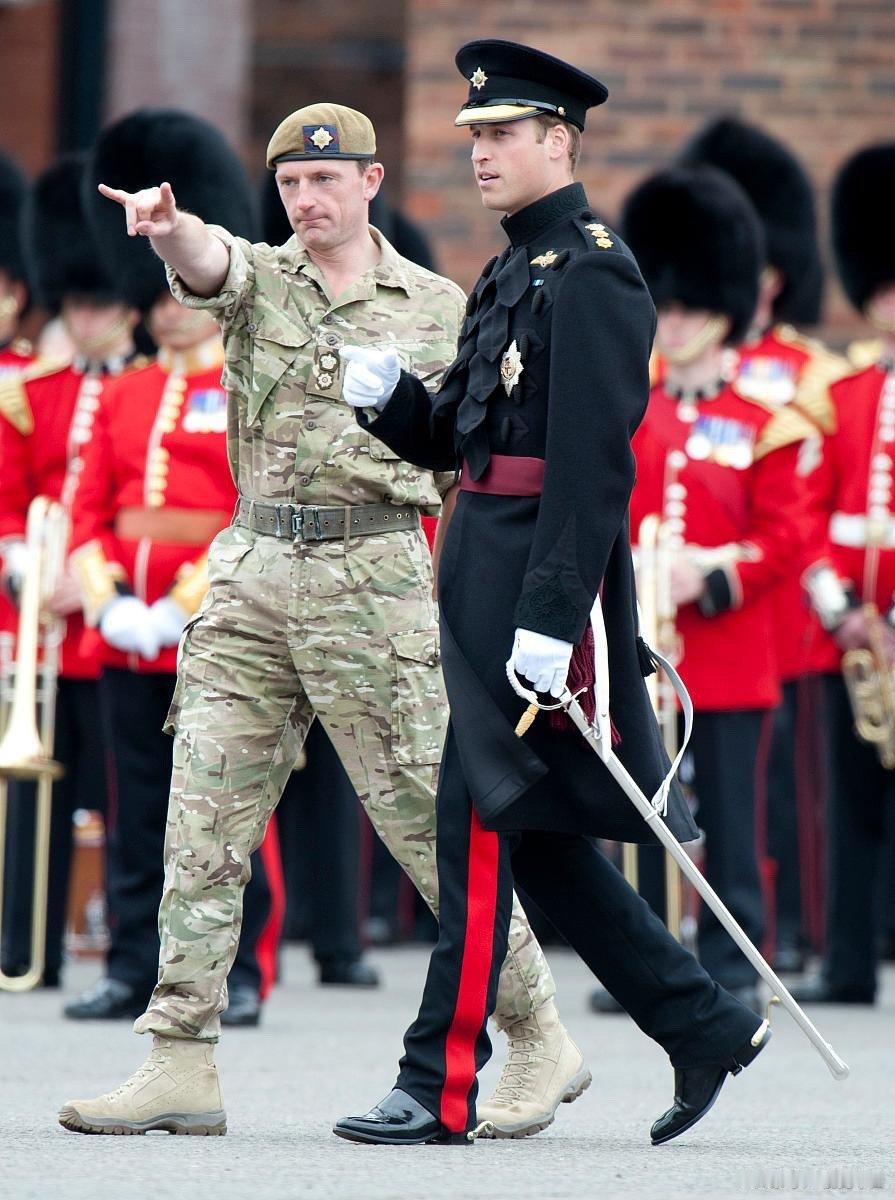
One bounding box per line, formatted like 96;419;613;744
134;521;555;1041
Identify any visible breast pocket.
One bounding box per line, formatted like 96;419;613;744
249;311;312;420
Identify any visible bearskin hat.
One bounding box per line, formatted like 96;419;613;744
85;108;258;312
832;143;895;314
678;116;823;326
0;153;27;284
23;154;123;315
621;164;764;346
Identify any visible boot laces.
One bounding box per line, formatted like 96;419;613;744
491;1020;540;1103
107;1042;172;1099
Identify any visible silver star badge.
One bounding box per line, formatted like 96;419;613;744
310;127;334;151
500;340;524;396
470;67;488;91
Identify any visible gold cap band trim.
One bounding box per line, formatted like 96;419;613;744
454;103;540;127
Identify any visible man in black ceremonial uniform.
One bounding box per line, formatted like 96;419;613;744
334;40;769;1147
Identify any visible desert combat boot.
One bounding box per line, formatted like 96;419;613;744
476;1000;592;1138
59;1036;226;1135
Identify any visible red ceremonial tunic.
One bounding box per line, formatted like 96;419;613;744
631;380;812;711
736;325;844;681
0;356;143;679
804;363;895;674
69;340;236;674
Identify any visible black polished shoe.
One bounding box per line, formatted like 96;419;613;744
788;975;874;1005
220;984;261;1027
650;1020;772;1146
771;941;806;975
334;1088;470;1145
588;985;623;1014
63;977;147;1020
318;958;380;988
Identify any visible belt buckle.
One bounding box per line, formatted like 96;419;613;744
294;506;322;540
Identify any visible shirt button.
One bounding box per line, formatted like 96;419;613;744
323;314;334;325
298;474;311;487
306;419;316;430
247;322;257;333
326;334;339;346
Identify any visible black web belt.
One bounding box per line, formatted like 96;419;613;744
234;496;420;542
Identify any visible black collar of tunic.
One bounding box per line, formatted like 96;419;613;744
501;182;588;247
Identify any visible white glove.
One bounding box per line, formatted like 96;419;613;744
1;540;28;600
508;627;574;698
99;595;161;661
341;346;401;411
147;596;189;648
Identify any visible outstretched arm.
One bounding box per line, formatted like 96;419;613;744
97;181;230;299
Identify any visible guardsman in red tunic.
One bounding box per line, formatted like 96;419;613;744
0;155;142;985
624;166;815;1012
680;118;848;973
63;110;284;1027
792;144;895;1007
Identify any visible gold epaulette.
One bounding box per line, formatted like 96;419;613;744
0;372;32;434
793;345;849;437
169;553;209;617
69;539;118;627
846;338;884;371
752;404;818;462
21;354;71;382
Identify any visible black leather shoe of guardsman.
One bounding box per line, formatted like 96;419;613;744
63;977;147;1020
650;1020;772;1146
220;984;261;1027
333;1088;471;1145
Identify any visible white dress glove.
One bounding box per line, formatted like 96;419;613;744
147;596;189;648
341;346;401;411
99;595;161;661
1;539;28;599
508;627;575;698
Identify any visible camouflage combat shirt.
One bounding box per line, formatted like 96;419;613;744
167;226;465;513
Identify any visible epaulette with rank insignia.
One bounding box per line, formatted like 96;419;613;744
750;402;818;462
0;354;72;434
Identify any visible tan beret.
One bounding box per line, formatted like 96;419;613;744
266;103;377;169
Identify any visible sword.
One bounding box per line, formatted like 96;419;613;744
508;602;850;1082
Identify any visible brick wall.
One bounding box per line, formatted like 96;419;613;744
251;0;407;195
403;0;895;342
0;1;60;175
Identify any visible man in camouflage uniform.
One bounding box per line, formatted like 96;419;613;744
60;104;583;1138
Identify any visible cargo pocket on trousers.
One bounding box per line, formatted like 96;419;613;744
388;629;446;766
163;614;205;736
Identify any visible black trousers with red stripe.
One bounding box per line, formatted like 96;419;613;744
396;730;762;1134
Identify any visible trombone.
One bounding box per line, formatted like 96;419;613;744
0;496;68;992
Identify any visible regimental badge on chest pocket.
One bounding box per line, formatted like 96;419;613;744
307;343;343;399
685;414;755;470
182;388;228;434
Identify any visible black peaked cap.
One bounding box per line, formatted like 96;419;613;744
454;39;608;130
832;143;895;314
86;108;258;312
621;164;764;347
679;116;823;325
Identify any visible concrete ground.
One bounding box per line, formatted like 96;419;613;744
0;947;892;1200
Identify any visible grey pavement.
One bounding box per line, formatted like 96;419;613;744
1;947;892;1200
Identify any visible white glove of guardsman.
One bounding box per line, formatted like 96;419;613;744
99;595;162;661
509;628;574;698
341;346;401;412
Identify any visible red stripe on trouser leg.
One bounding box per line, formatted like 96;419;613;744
255;816;286;1001
440;809;500;1133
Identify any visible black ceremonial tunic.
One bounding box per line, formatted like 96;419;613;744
365;183;697;844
